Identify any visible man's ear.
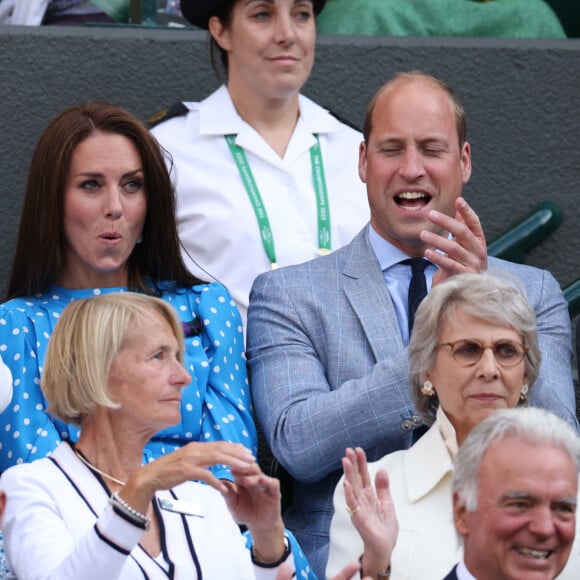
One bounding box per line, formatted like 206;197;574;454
358;141;368;184
453;491;469;537
460;141;472;184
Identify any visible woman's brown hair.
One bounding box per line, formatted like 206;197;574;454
6;100;203;300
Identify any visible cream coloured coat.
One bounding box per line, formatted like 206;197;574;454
327;417;580;579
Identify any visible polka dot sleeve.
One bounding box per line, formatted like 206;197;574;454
0;305;65;469
194;284;257;455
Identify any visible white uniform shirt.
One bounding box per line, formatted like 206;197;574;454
152;85;369;327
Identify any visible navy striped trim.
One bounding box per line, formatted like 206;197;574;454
49;454;100;517
94;523;131;556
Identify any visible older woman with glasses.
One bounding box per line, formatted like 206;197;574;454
326;271;544;580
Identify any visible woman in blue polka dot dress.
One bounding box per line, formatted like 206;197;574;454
0;100;316;579
0;100;258;476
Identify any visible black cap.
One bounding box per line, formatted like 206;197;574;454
180;0;326;30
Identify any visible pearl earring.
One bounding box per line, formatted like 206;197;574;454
421;380;435;396
519;383;529;403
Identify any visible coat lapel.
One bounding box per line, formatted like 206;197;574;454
51;443;190;580
403;425;454;503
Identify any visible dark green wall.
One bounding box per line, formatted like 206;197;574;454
1;26;579;298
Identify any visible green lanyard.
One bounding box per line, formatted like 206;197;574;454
225;134;331;270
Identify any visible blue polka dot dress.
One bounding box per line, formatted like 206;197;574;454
0;281;257;476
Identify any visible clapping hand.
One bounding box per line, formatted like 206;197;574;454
342;447;398;577
421;197;487;286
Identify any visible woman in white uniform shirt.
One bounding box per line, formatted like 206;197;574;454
151;0;369;326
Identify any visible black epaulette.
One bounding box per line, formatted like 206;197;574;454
147;102;190;128
326;106;362;133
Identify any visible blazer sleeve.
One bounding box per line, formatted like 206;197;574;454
0;463;144;580
246;268;415;484
526;268;578;430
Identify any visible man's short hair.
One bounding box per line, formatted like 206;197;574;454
452;407;580;511
362;70;467;147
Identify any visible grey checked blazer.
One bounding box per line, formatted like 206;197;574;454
246;225;576;576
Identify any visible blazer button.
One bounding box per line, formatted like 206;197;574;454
411;415;421;425
401;419;413;430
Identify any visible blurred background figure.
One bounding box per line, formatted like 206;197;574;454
316;0;567;38
0;0;125;25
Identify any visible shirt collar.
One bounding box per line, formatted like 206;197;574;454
456;558;477;580
368;224;412;271
198;85;343;136
404;420;455;502
436;406;460;460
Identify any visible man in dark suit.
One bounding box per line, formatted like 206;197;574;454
247;71;578;577
446;407;579;579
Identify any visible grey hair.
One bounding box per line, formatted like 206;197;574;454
452;407;580;511
409;271;541;425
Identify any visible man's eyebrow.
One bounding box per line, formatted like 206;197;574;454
503;491;535;501
555;498;578;507
502;492;578;506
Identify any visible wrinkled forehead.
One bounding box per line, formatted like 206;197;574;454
478;438;579;498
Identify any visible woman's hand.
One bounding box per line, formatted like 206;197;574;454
224;462;286;564
121;441;256;513
342;447;398;577
224;462;282;530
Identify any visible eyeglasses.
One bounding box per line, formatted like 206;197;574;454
436;339;528;368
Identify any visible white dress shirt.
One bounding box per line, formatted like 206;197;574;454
368;225;436;345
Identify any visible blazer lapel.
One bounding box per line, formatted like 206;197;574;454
342;226;403;361
51;443;173;580
156;489;202;580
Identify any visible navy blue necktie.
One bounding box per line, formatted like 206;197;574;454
404;258;429;337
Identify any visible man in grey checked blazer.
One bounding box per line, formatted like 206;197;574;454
246;72;577;578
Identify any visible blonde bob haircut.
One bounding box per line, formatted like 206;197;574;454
42;292;185;425
409;271;541;426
